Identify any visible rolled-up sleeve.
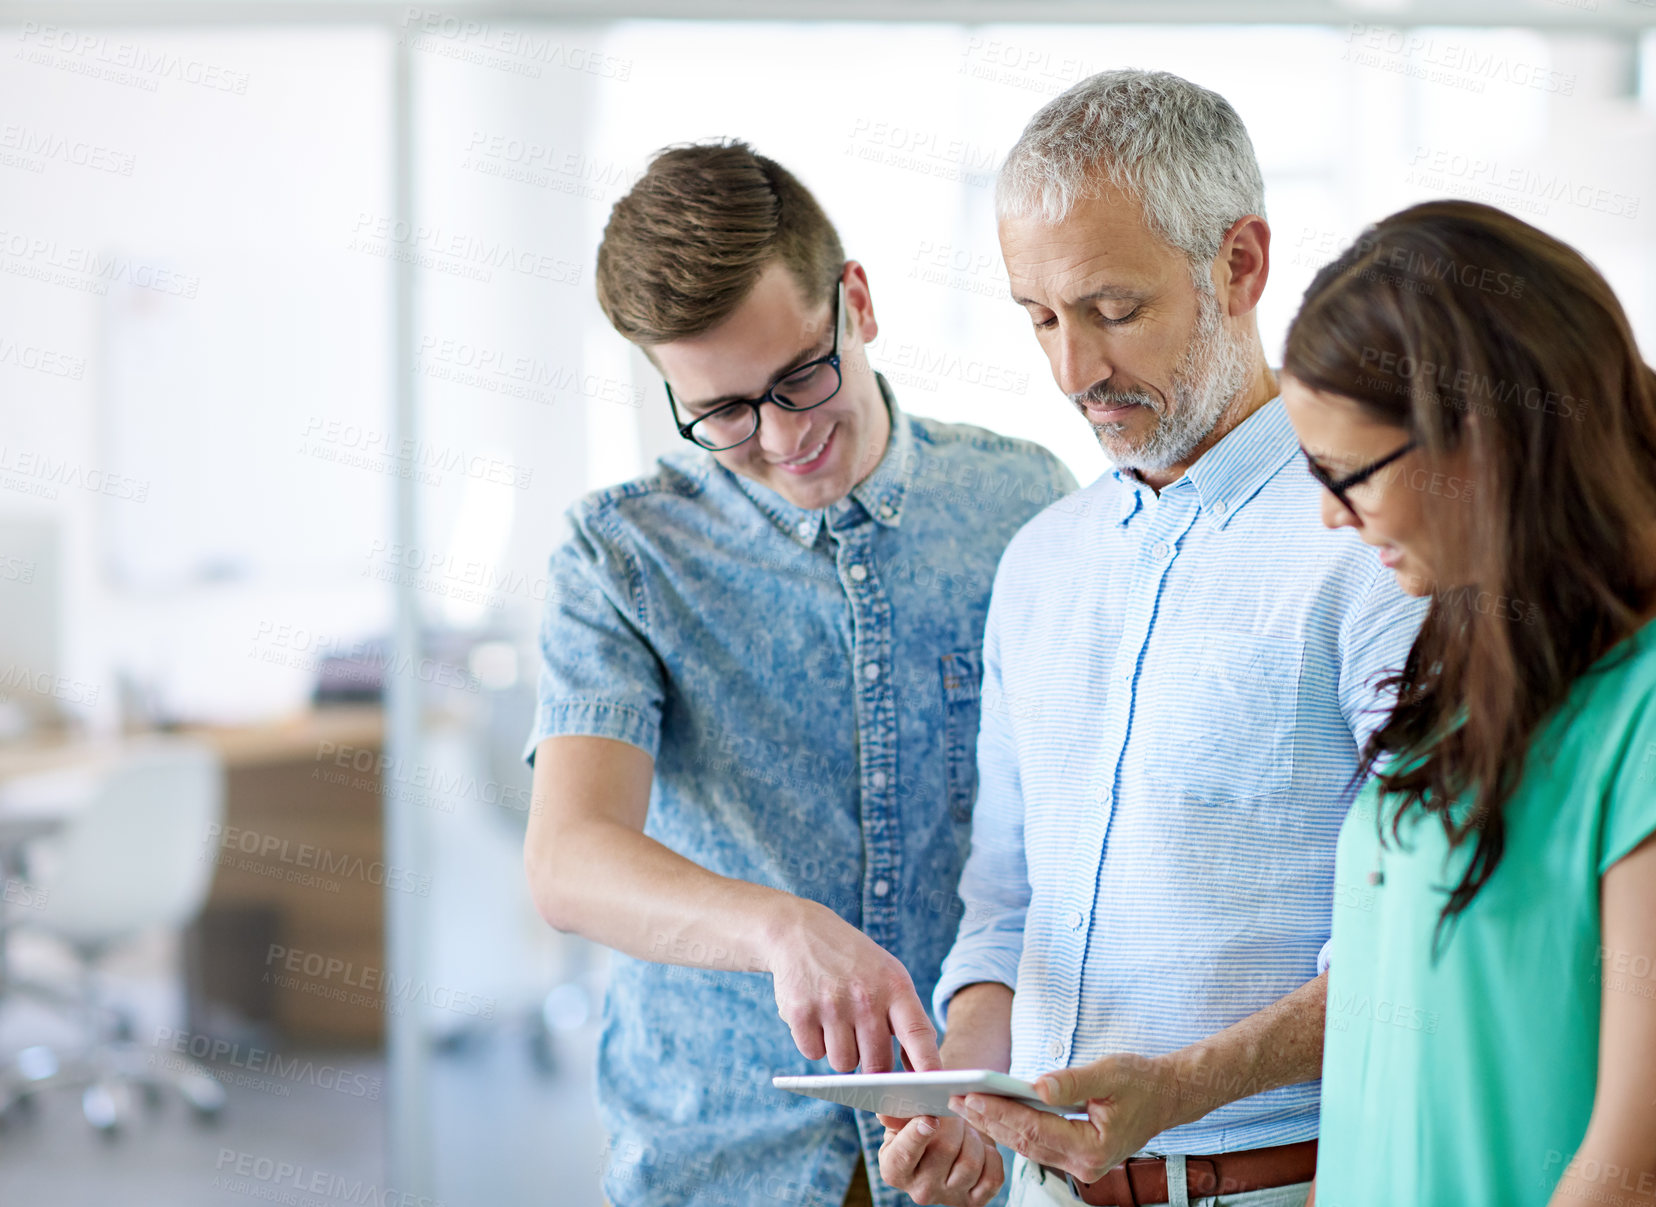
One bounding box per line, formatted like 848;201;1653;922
932;558;1031;1030
522;501;665;768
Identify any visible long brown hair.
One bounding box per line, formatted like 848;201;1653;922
1284;201;1656;951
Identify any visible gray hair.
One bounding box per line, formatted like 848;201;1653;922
997;69;1266;278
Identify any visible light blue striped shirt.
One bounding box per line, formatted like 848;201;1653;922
934;396;1427;1156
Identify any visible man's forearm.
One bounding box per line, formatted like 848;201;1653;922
1149;971;1328;1130
938;981;1015;1072
530;814;808;975
524;734;950;1083
527;735;822;977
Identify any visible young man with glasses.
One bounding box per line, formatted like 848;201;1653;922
521;139;1076;1207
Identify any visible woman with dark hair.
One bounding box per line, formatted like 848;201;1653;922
1279;200;1656;1207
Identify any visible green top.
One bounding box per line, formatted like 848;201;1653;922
1317;617;1656;1207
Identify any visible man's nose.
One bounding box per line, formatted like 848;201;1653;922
756;401;818;458
1051;321;1114;398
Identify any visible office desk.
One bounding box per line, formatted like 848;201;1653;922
186;706;386;1045
0;708;387;1045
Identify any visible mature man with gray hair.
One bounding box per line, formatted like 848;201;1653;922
878;70;1425;1207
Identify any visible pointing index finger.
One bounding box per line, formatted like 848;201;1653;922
890;993;941;1072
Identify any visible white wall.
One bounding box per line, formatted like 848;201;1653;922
6;18;1652;732
0;26;395;726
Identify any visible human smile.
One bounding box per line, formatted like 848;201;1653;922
776;427;835;474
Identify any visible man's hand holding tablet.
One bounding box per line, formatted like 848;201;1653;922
772;1069;1086;1205
877;1104;1002;1207
876;980;1020;1206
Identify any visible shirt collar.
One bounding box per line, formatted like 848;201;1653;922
1111;394;1295;529
845;373;912;531
730;372;913;547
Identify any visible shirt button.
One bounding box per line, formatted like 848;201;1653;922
849;564;868;582
796;519;814;539
1152;541;1169;559
1094;784;1110;804
1068;910;1084;930
878;502;896;520
1047;1039;1065;1061
872;878;891;898
1211;500;1228;519
870;770;888;789
863;662;880;682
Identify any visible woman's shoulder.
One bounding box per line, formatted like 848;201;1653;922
1570;614;1656;741
1556;614;1656;873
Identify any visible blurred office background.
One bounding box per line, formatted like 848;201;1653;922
0;2;1651;1204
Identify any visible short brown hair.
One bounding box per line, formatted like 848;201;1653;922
595;139;844;345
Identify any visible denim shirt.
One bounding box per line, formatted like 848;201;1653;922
524;376;1077;1207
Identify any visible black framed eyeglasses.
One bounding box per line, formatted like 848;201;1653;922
1299;439;1416;519
664;280;845;451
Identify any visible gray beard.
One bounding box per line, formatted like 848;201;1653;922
1071;290;1254;474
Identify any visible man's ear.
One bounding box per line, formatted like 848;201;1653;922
1214;215;1270;317
842;259;878;345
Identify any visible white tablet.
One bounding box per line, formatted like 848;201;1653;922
771;1070;1084;1119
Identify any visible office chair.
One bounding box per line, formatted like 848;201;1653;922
0;738;228;1133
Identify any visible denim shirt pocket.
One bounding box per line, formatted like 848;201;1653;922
941;648;983;823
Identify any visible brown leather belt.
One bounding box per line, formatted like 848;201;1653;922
1049;1138;1317;1205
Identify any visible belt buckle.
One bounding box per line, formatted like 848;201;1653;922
1065;1158;1149;1206
1185;1156;1220;1198
1119;1154;1164;1205
1053;1164;1109;1204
